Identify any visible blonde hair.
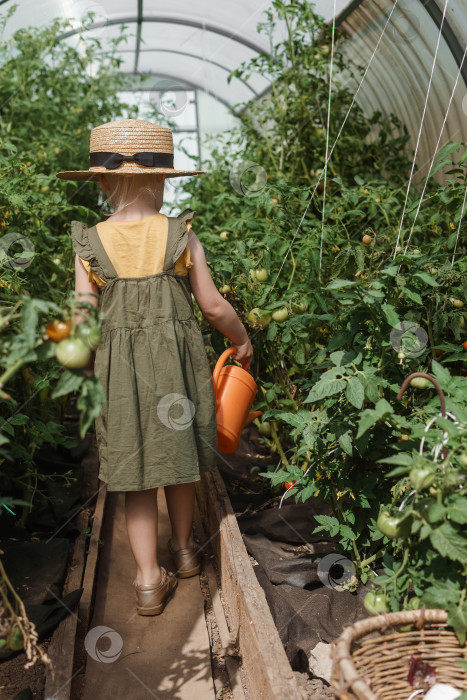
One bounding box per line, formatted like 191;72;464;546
100;173;165;214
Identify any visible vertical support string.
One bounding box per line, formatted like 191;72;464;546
451;184;467;267
319;0;337;278
392;0;450;261
403;45;466;254
267;1;400;296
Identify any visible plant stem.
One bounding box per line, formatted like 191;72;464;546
270;422;289;466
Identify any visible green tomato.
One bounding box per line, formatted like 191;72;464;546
451;298;464;308
258;421;272;437
7;625;23;651
76;324;102;350
410;377;429;389
417;497;437;522
272;307;289;323
377;511;412;539
39;386;49;403
219;284;231;294
407;596;421;610
397;351;406;361
410;467;435;490
459;454;467;468
55;337;91;369
247;308;271;329
292;299;309;314
255;268;268;283
364;591;389;616
460;316;465;329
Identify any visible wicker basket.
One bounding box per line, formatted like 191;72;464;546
331;608;467;699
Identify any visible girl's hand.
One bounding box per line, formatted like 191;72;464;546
232;339;253;372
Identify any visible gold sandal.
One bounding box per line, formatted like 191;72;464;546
133;566;178;615
167;538;201;578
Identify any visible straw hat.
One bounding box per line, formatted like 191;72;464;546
56;118;205;180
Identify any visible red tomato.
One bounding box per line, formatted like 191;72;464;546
46;319;72;342
284;480;296;490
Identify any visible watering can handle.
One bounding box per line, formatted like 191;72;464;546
212;346;237;393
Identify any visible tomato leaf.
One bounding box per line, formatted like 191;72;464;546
325;279;356;290
338;431;353;456
446;496;467;525
314;514;340;537
429;522;467;564
413;271;438;287
447;603;467;646
51;369;84;399
346;376;364;409
381;303;400;326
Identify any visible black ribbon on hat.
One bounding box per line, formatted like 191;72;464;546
89;151;174;170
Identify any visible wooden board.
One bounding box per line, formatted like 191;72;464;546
195;468;302;700
43;505;91;698
43;440;105;700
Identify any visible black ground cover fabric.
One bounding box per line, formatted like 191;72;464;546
237;504;368;672
217;425;369;674
0;537;83;661
0;435;88;663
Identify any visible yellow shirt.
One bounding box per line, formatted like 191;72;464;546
78;213;193;288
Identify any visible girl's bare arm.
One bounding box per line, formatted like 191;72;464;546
74;254;99;377
187;231;253;371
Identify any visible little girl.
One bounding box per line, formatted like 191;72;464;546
56;118;253;615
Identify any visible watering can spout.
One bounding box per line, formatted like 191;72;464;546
242;410;263;430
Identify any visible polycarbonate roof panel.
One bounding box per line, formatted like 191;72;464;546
445;0;467;50
0;0;354;111
336;0;467;184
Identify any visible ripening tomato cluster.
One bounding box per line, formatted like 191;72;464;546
45;318;102;369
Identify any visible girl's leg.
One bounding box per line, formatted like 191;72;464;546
125;487;162;586
164;482;196;551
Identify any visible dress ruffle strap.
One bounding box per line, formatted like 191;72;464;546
71;220;94;260
70;220;112;283
165;209;195;273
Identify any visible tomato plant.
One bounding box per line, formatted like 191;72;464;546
178;0;467;641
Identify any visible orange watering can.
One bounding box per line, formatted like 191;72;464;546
212;346;263;453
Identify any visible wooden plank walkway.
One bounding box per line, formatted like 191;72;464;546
82;488;215;700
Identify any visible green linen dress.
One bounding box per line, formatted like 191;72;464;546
70;209;219;491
